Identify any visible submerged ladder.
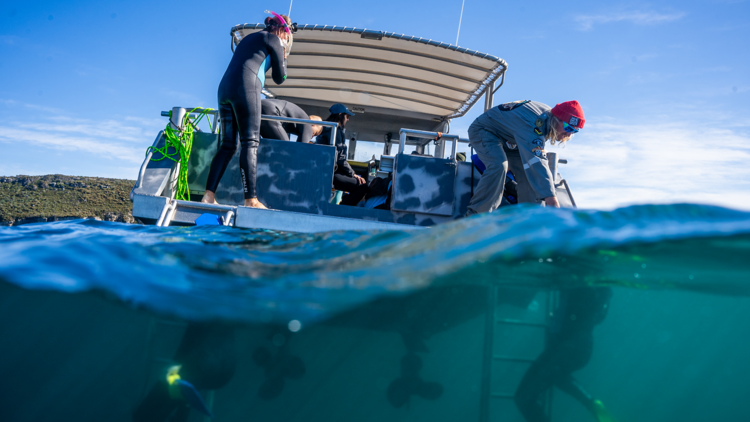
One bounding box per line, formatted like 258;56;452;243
479;286;557;422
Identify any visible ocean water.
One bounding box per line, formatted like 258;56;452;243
1;203;749;422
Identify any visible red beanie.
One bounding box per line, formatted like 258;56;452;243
551;101;585;129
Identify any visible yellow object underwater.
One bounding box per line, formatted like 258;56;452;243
592;399;618;422
166;365;184;400
166;365;214;418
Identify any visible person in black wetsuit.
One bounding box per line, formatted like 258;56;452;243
201;13;290;209
133;323;236;422
515;287;616;422
316;103;369;206
260;99;323;143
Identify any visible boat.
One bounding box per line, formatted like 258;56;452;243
3;20;742;422
130;23;577;233
125;21;586;422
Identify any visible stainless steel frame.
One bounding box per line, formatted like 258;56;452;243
159;108;339;142
260;114;338;142
398;129;459;160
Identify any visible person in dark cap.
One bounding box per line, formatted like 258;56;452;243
466;100;585;215
316;103;368;206
260;99;323;143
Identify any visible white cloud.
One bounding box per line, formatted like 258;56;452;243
560;121;750;211
0;126;145;163
0;98;65;114
15;117;161;143
575;11;686;31
0;100;167;166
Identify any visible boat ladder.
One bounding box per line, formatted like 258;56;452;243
479;286;557;422
155;198;236;227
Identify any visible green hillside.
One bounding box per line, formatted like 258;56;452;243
0;175;136;226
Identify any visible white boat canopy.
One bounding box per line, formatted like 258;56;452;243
230;24;508;141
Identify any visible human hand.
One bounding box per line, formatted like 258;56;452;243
355;175;366;185
543;197;560;208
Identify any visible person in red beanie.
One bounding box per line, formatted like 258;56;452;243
466;100;584;215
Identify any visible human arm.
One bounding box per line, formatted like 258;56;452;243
297;122;313;143
334;130;356;178
287;104;313;143
514;131;557;203
267;34;287;85
337;154;356;178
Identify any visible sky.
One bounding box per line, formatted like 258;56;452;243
1;0;749;210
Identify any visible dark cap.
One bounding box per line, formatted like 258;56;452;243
329;103;355;116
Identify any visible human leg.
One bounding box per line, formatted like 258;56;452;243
238;138;266;208
203;102;239;204
132;324;236;422
466;126;508;216
235;77;267;208
515;347;560;422
333;173;369;206
260;120;289;141
552;333;611;421
557;376;596;412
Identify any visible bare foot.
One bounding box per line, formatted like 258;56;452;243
245;198;268;209
201;191;219;205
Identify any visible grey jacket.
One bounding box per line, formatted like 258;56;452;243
471;100;556;200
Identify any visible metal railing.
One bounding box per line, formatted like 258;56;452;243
259;115;338;142
398;129;459;160
161;107;220;134
160;108;338;142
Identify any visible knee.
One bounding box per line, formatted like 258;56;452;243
240;138;259;149
483;160;508;175
219;138;238;154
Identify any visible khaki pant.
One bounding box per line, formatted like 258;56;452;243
466;124;508;216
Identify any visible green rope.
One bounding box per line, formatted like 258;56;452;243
146;108;214;201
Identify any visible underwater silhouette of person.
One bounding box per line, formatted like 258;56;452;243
251;334;306;400
387;352;443;408
514;287;616;422
133;323;236;422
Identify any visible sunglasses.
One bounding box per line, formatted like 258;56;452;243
563;122;580;133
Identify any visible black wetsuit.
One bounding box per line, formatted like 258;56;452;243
133;324;236;422
515;287;613;422
205;31;287;199
259;99;315;143
317;126;368;205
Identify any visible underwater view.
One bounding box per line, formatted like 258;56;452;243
2;203;750;422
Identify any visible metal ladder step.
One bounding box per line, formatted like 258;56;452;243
493;355;536;363
480;287;556;422
156;198;237;227
495;318;548;328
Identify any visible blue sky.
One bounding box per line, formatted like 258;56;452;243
1;0;749;210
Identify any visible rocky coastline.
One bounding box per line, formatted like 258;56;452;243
0;175;137;226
